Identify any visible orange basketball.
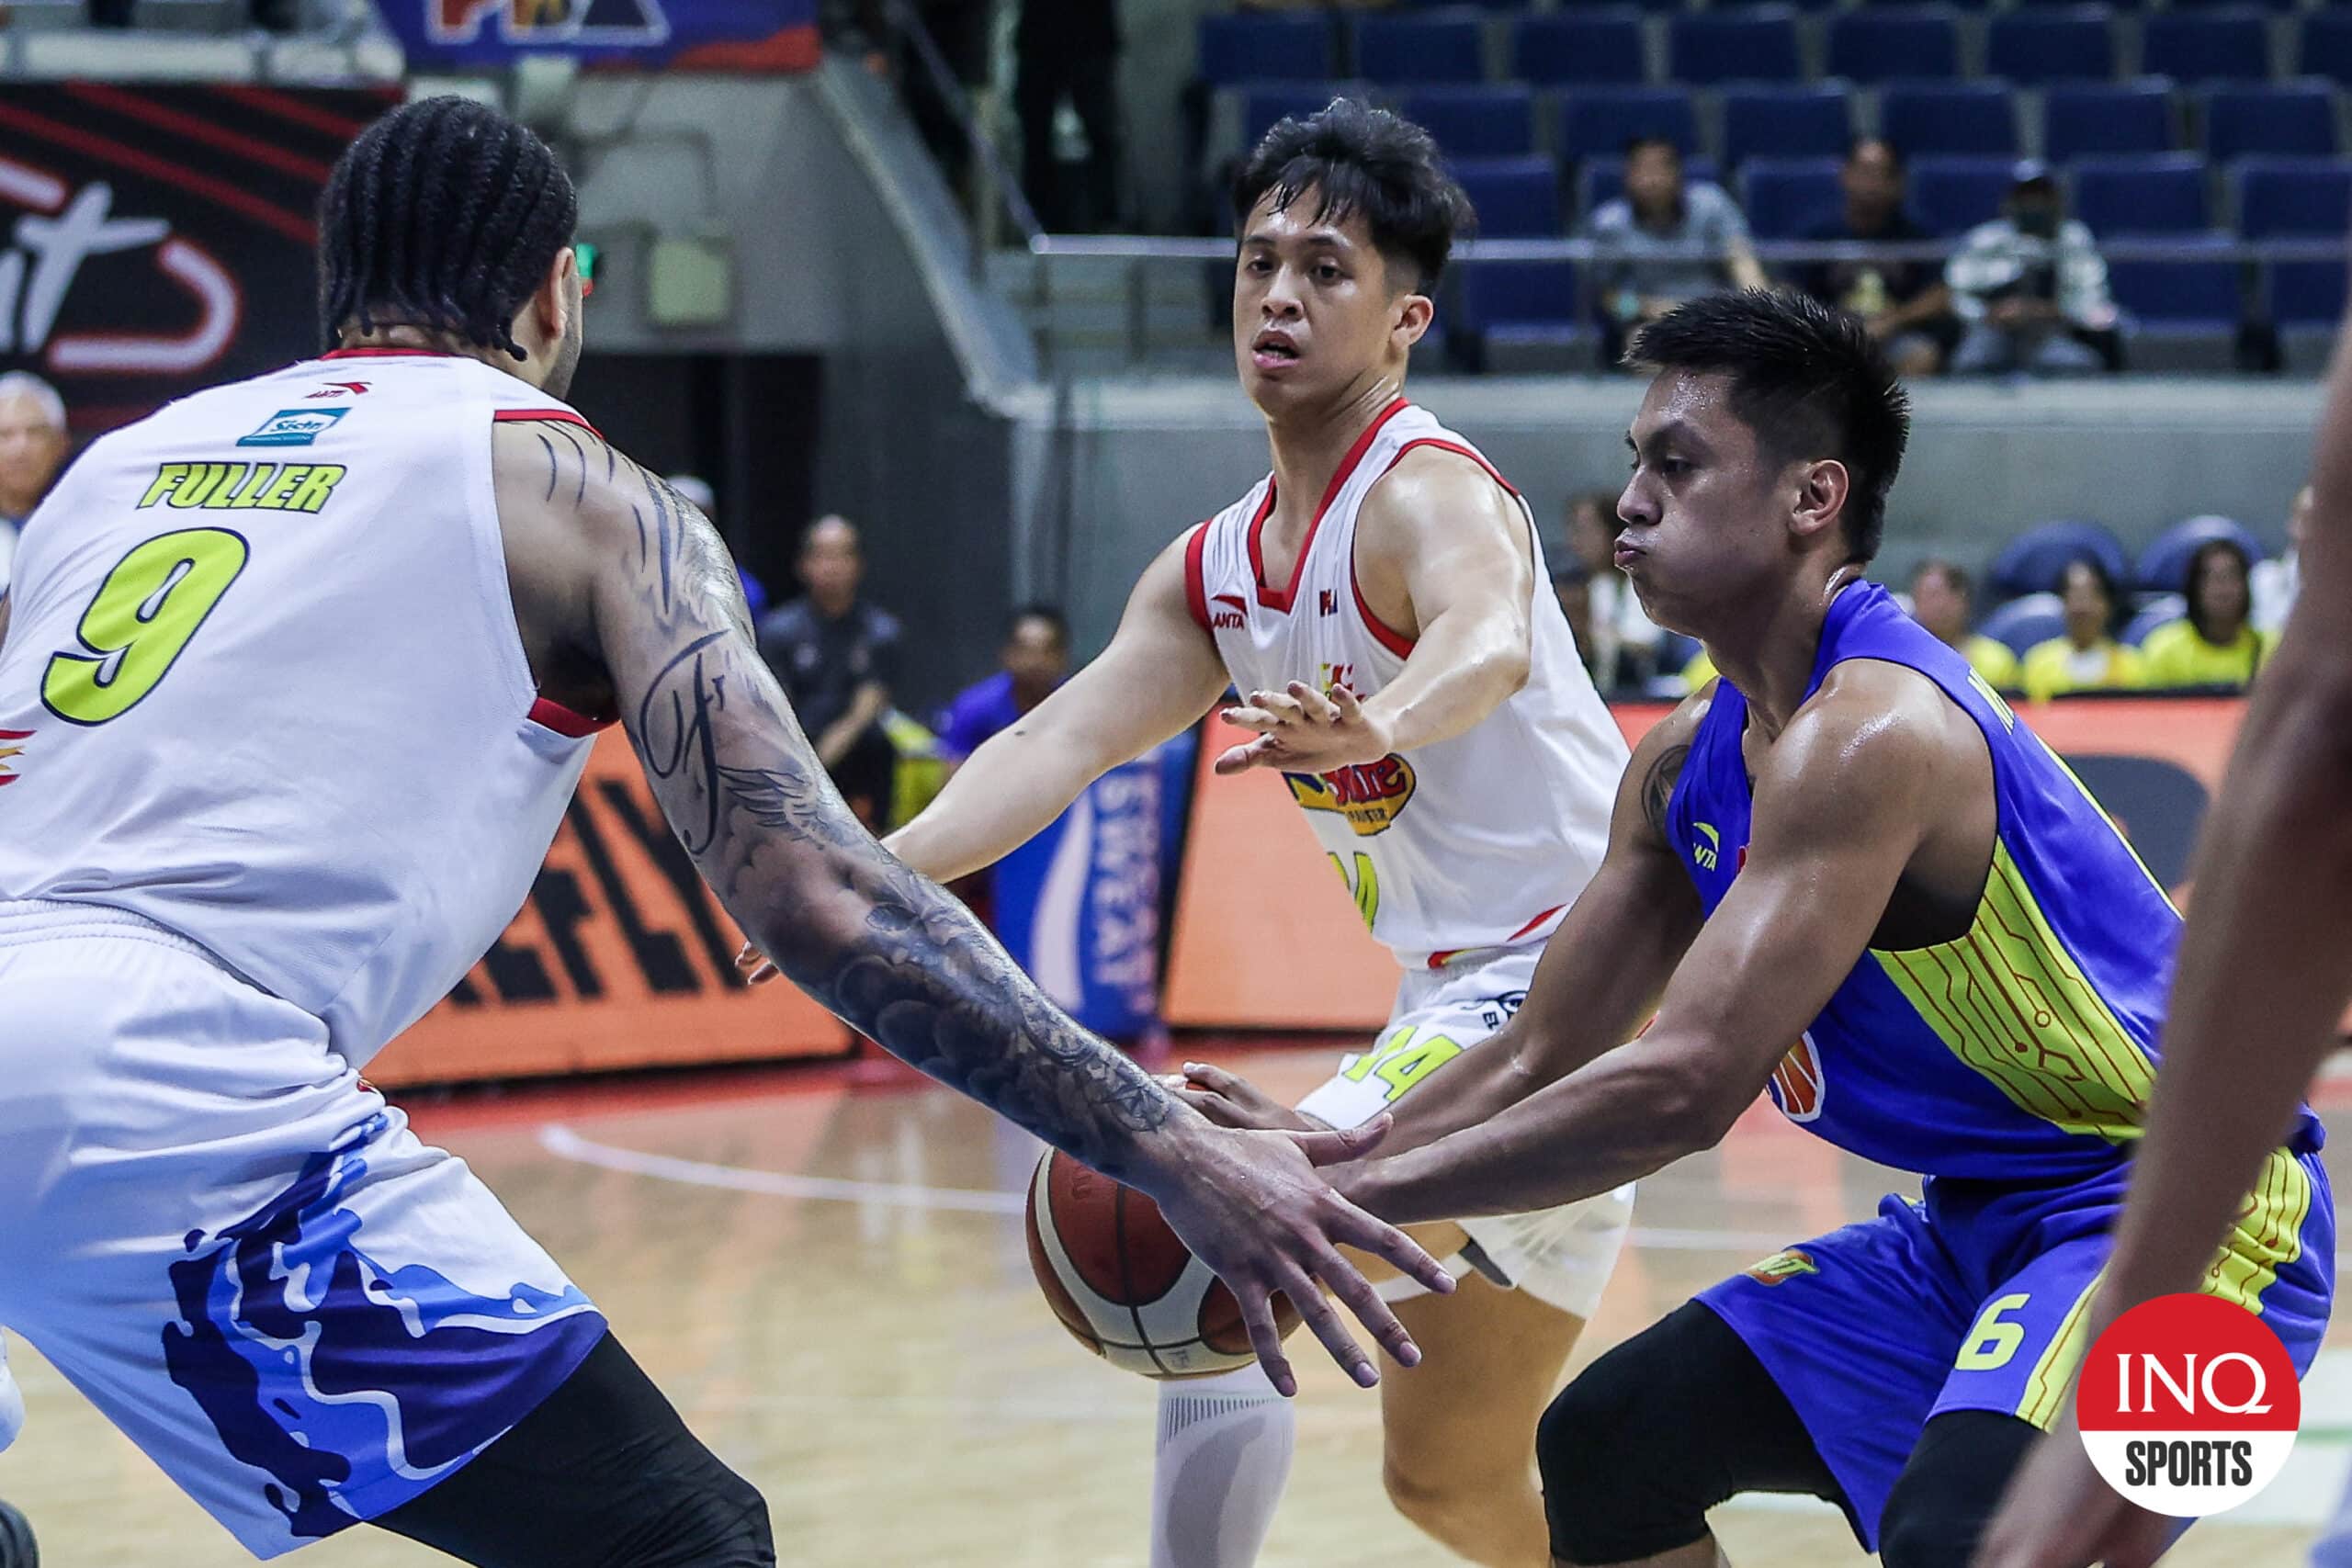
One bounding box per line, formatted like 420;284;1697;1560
1023;1148;1301;1378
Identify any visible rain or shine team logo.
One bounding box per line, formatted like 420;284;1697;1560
0;729;28;787
1286;754;1418;836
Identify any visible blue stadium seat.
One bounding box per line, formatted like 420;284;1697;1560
2200;83;2340;160
1453;260;1592;349
1578;155;1724;217
2300;10;2352;86
2140;10;2272;85
1911;154;2019;234
1511;10;1646;87
2235;155;2352;234
2107;254;2245;330
1199;14;1336;87
1978;594;2067;659
1721;85;1854;168
2043;79;2177;160
1452;155;1563;235
1880;83;2020;158
1240;85;1363;149
2018;0;2136;10
1740;157;1845;238
2268;259;2346;325
1397;86;1538;158
1670;7;1804;85
2120;596;2184;647
1985;8;2119;85
1826;8;1962;85
1555;88;1702;164
2071;152;2213;234
1352;9;1487;85
2135;515;2267;593
1989;523;2132;600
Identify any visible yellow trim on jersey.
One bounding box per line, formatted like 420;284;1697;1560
1874;840;2155;1142
2018;1272;2104;1429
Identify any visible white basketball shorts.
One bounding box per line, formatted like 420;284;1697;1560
1295;943;1634;1318
0;898;606;1559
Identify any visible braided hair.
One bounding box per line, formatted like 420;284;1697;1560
316;96;578;360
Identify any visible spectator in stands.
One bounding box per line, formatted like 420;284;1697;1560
2253;484;2310;637
1586;138;1769;362
2021;555;2145;701
0;372;68;593
1945;163;2117;378
936;604;1071;763
1550;564;1599;683
2143;538;2268;690
1017;0;1124;231
1799;140;1957;379
757;515;905;826
1907;558;2019;691
1563;490;1660;691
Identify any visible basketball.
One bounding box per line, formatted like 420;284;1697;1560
1024;1147;1302;1379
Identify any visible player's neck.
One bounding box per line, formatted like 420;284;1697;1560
334;323;549;389
1706;565;1861;738
1261;378;1403;533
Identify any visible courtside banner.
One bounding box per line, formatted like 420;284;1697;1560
1164;694;2253;1032
0;85;396;431
377;0;820;70
370;731;847;1088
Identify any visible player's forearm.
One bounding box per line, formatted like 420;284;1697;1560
2093;656;2352;1318
1361;605;1530;754
886;719;1114;882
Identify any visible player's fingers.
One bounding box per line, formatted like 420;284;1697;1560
1218;705;1279;733
1166;1086;1244;1126
1180;1061;1243;1093
1306;1243;1425;1369
1321;1198;1455;1298
1286;680;1339;723
1250;689;1305;723
1329;682;1365;719
1294;1113;1391;1164
1278;1256;1381;1387
1213;737;1277;775
1231;1279;1298;1397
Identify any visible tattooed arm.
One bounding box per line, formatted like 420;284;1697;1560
492;422;1453;1392
1178;694;1708;1155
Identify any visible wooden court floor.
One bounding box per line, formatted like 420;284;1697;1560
4;1043;2345;1566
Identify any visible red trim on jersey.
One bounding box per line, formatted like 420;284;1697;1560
1424;902;1568;970
527;696;613;738
1385;436;1523;498
1248;397;1408;613
492;408;605;439
1182;522;1212;633
1343;434;1525;660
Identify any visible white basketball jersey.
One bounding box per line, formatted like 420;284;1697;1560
1188;400;1626;966
0;350;610;1066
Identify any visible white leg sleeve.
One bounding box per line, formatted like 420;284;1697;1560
1148;1362;1296;1568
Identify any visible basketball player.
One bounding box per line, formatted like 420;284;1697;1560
0;97;1452;1566
747;99;1634;1567
1970;318;2352;1568
1192;288;2335;1567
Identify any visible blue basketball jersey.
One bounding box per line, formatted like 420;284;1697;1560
1663;581;2324;1183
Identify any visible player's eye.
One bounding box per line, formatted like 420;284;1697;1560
1314;264;1342;283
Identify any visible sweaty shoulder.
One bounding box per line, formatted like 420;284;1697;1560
1356;442;1523;552
1769;659;1985;807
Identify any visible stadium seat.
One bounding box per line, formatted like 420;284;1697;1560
2269;260;2347;326
1987;520;2132;599
1555;88;1702;164
2299;10;2352;86
1397;86;1538;158
1351;10;1487;85
1826;8;1962;85
1978;593;2067;659
1452;155;1563;235
1241;85;1362;149
2235;155;2352;234
1511;10;1646;87
2136;516;2267;594
1453;260;1596;367
1198;13;1336;87
2043;79;2177;160
1910;154;2019;235
2120;596;2185;646
2199;83;2340;161
1880;83;2020;158
2106;254;2245;328
1721;85;1854;169
1985;8;2120;85
1669;7;1804;85
1578;154;1724;217
1740;157;1845;238
2070;152;2212;234
2139;11;2273;85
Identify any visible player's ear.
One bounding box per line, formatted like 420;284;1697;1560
524;246;577;355
1789;458;1850;547
1395;290;1434;349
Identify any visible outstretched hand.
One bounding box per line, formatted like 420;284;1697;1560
1169;1061;1329;1135
1971;1409;2171;1568
1216;681;1394;776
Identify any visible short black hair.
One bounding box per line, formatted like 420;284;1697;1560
317;96;579;359
1911;558;1971;598
1232;97;1471;293
2182;537;2252;643
1624;135;1683;164
1847;135;1904;172
1008;604;1069;644
1628;290;1911;564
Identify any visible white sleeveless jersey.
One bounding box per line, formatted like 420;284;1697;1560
0;350;610;1066
1188;400;1626;967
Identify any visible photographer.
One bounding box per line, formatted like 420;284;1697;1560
1944;162;2115;378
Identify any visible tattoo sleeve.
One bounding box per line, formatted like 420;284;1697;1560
1641;742;1690;842
571;445;1173;1179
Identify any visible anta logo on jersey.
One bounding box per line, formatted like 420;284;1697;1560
1745;1248;1820;1286
304;381;370;400
139;462;347;515
1766;1032;1827;1122
0;729;28;787
1210;592;1248;630
1285;754;1417;836
1693;821;1722;870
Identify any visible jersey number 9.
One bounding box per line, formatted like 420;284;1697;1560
42;528;250;727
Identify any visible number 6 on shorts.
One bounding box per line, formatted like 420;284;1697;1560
43;528;250;726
